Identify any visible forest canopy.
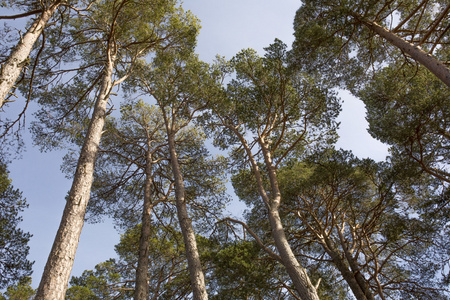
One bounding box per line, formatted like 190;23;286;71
0;0;449;299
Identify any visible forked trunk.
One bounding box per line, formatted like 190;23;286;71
319;234;373;300
0;0;62;107
134;149;154;300
364;20;450;87
35;53;116;300
167;132;208;300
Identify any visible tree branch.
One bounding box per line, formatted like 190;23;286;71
220;217;283;263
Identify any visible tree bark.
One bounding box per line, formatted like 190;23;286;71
267;208;320;300
166;131;208;300
228;126;320;300
134;147;154;300
319;233;373;300
0;0;62;107
364;20;450;87
259;142;320;300
34;53;116;300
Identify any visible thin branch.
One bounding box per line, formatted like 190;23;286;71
419;3;450;46
0;9;43;19
220;217;283;263
392;0;429;33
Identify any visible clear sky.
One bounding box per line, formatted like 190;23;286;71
3;0;388;290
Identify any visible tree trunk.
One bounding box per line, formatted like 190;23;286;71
167;132;208;300
35;53;116;300
336;228;376;300
267;208;320;300
364;20;450;87
319;234;373;300
232;127;319;300
259;142;320;300
134;148;154;300
0;0;61;107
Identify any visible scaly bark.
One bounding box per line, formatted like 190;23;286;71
0;0;62;107
134;146;154;300
35;52;116;300
363;20;450;87
228;123;319;300
166;130;208;300
259;140;320;300
319;230;374;300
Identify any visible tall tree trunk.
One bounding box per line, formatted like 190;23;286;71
336;226;377;300
35;53;116;300
230;126;319;300
0;0;62;107
134;148;154;300
267;208;320;300
363;20;450;87
167;132;208;300
259;141;320;300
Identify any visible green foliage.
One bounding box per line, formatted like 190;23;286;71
360;63;450;183
66;223;193;300
66;259;131;300
0;163;33;289
206;39;340;166
206;240;283;300
30;0;200;152
277;148;449;298
0;277;35;300
291;0;449;89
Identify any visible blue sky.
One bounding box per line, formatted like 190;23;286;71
2;0;388;289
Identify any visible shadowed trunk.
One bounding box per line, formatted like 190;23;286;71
229;123;320;300
167;131;208;300
260;141;320;300
319;231;374;300
134;146;154;300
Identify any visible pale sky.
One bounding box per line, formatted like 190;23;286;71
3;0;388;289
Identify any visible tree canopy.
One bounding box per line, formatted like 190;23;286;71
0;1;449;299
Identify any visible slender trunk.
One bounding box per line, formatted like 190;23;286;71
0;0;61;107
336;225;375;300
363;20;450;87
259;142;320;300
230;125;319;300
267;208;319;300
134;148;154;300
167;132;208;300
35;53;116;300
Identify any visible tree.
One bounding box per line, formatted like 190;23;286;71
0;0;64;107
94;101;172;300
75;99;227;300
67;223;299;300
66;224;194;300
203;39;340;300
66;259;133;300
360;63;450;184
129;49;226;300
292;0;450;88
205;238;296;300
0;162;33;290
33;1;199;299
276;149;449;299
